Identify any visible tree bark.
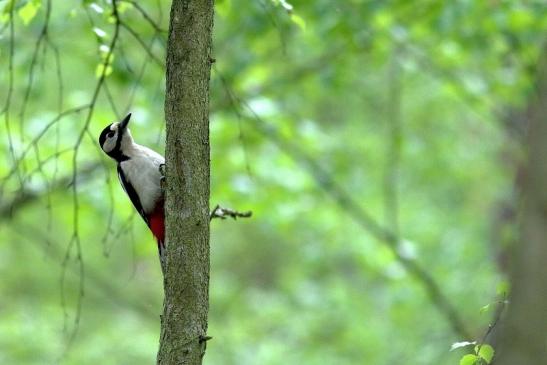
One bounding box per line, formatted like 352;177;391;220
496;45;547;365
157;1;214;364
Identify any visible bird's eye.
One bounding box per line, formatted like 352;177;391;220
107;131;115;138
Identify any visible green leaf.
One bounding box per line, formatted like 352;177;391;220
99;46;115;62
96;43;115;78
92;27;107;38
107;53;115;63
373;10;393;30
2;0;16;17
279;0;293;12
18;0;40;25
479;303;491;314
475;344;495;364
290;14;306;30
459;354;478;365
496;281;510;296
89;3;103;14
508;8;534;31
451;341;476;351
216;0;231;17
116;2;133;14
95;63;113;78
99;44;110;54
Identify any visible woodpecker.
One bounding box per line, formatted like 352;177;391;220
98;113;166;258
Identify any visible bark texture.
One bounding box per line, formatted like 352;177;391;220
497;46;547;365
157;1;214;364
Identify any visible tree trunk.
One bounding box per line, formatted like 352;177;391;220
496;46;547;365
157;1;214;364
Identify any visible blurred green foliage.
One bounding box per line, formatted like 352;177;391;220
0;0;544;364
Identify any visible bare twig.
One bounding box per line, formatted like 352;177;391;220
124;30;161;112
2;5;20;187
475;295;508;364
119;0;167;34
12;222;157;318
0;163;100;220
0;105;91;191
210;204;252;221
104;81;121;119
383;50;403;235
19;0;52;138
60;0;122;351
119;21;164;68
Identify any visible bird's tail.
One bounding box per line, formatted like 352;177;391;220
157;239;165;259
148;205;165;265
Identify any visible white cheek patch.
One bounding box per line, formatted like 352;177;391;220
102;135;117;153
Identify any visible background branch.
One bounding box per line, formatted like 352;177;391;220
217;73;472;340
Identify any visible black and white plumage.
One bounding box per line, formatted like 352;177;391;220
98;113;166;256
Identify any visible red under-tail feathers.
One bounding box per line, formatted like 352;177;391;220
148;203;165;256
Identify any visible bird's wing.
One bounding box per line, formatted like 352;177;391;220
117;164;149;226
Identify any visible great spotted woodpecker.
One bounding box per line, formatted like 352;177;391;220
98;113;166;258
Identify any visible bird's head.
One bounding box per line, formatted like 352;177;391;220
99;113;134;160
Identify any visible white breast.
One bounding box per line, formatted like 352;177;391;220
119;144;165;214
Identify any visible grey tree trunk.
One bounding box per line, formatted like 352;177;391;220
157;1;214;364
496;46;547;365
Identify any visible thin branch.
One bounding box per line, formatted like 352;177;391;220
477;296;507;351
116;34;137;76
61;0;122;350
19;0;52;139
47;38;64;188
123;29;161;113
119;21;164;68
257;0;288;55
0;162;100;220
383;49;403;236
12;222;157;318
0;105;91;190
210;204;252;221
119;0;168;34
2;5;20;187
104;81;121;119
212;65;254;176
102;211;138;257
47;39;64;113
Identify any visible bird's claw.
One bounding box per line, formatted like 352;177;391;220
159;163;166;191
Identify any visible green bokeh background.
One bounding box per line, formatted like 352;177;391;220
0;0;544;364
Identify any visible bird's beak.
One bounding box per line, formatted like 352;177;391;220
119;113;131;131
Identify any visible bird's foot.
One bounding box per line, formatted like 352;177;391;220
159;163;166;191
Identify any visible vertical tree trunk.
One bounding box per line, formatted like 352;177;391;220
497;46;547;365
157;1;214;364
